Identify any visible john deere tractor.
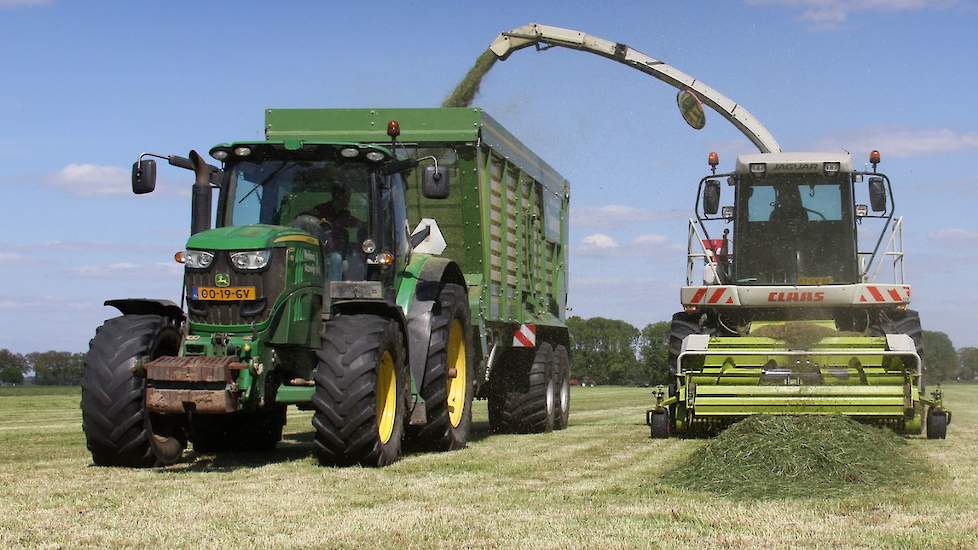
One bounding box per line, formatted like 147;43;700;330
647;150;950;439
80;108;572;468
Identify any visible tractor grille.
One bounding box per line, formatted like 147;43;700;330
185;249;286;326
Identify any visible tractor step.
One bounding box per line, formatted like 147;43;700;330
143;356;246;414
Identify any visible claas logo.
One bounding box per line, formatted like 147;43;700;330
767;291;825;302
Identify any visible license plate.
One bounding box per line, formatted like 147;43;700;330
192;287;256;301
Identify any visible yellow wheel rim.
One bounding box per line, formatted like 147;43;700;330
446;320;467;428
376;351;397;444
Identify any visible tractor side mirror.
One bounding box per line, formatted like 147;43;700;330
868;177;886;212
703;179;720;215
422;165;450;199
131;159;157;194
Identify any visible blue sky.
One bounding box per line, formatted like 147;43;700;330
1;0;976;352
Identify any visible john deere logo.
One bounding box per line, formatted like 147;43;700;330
215;273;231;287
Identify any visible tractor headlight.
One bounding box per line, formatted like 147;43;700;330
230;250;272;270
184;250;214;269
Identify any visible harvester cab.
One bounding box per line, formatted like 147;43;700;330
647;150;950;440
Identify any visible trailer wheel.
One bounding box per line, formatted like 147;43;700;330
552;345;571;430
926;408;947;440
488;343;555;434
650;411;670;439
414;283;474;451
312;315;408;466
81;314;181;467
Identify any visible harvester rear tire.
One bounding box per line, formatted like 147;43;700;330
414;283;474;451
870;309;924;388
668;312;713;376
926;409;948;439
312;315;408;467
650;411;670;439
488;343;555;434
552;345;571;430
81;314;181;468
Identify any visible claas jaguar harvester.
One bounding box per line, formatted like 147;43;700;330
647;150;950;439
81;108;571;467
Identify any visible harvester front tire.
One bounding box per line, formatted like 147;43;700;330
488;343;555;434
650;411;670;439
926;409;948;440
552;345;571;430
415;283;474;451
81;314;181;467
312;315;408;467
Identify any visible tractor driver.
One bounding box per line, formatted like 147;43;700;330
768;184;808;225
311;184;365;281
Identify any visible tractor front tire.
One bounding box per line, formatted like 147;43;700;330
552;345;571;430
488;343;555;434
81;314;181;467
312;315;408;467
414;283;474;451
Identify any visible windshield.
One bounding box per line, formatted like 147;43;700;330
734;175;857;285
227;159;373;281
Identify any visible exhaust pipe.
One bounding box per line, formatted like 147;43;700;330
189;150;212;235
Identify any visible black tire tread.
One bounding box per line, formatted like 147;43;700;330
415;284;474;451
489;343;554;434
81;314;177;468
311;315;407;466
553;345;571;430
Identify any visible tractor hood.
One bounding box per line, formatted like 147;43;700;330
185;224;318;251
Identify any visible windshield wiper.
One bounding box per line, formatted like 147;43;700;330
237;161;291;205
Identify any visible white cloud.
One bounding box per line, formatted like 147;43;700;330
929;228;978;242
0;252;27;265
69;261;182;279
571;204;686;228
814;127;978;159
47;163;131;196
746;0;957;28
579;233;620;256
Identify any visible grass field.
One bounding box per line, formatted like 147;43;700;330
1;385;976;549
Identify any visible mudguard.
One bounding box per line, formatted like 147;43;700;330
105;299;185;322
402;256;466;387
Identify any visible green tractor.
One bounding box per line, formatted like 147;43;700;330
647;150;950;438
81;108;571;467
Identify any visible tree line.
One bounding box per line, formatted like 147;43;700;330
0;325;975;386
566;316;978;386
0;350;85;386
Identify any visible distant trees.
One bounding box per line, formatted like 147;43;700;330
0;349;85;386
28;351;85;386
959;347;978;381
922;331;960;384
567;316;670;386
0;349;28;385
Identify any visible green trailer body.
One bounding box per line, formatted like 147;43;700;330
264;108;571;394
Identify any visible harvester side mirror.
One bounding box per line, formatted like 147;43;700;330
868;177;886;212
703;179;720;215
422;165;450;199
131;159;157;195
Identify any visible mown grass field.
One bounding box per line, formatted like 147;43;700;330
1;384;976;549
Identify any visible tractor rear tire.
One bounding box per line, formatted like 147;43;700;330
414;283;474;451
488;343;555;434
312;315;408;467
81;314;181;467
926;409;948;440
552;345;571;430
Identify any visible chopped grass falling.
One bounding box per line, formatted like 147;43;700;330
442;49;497;107
752;321;862;350
665;415;937;499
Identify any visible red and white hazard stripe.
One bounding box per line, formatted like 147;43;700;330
512;324;536;348
856;285;909;304
688;286;736;305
